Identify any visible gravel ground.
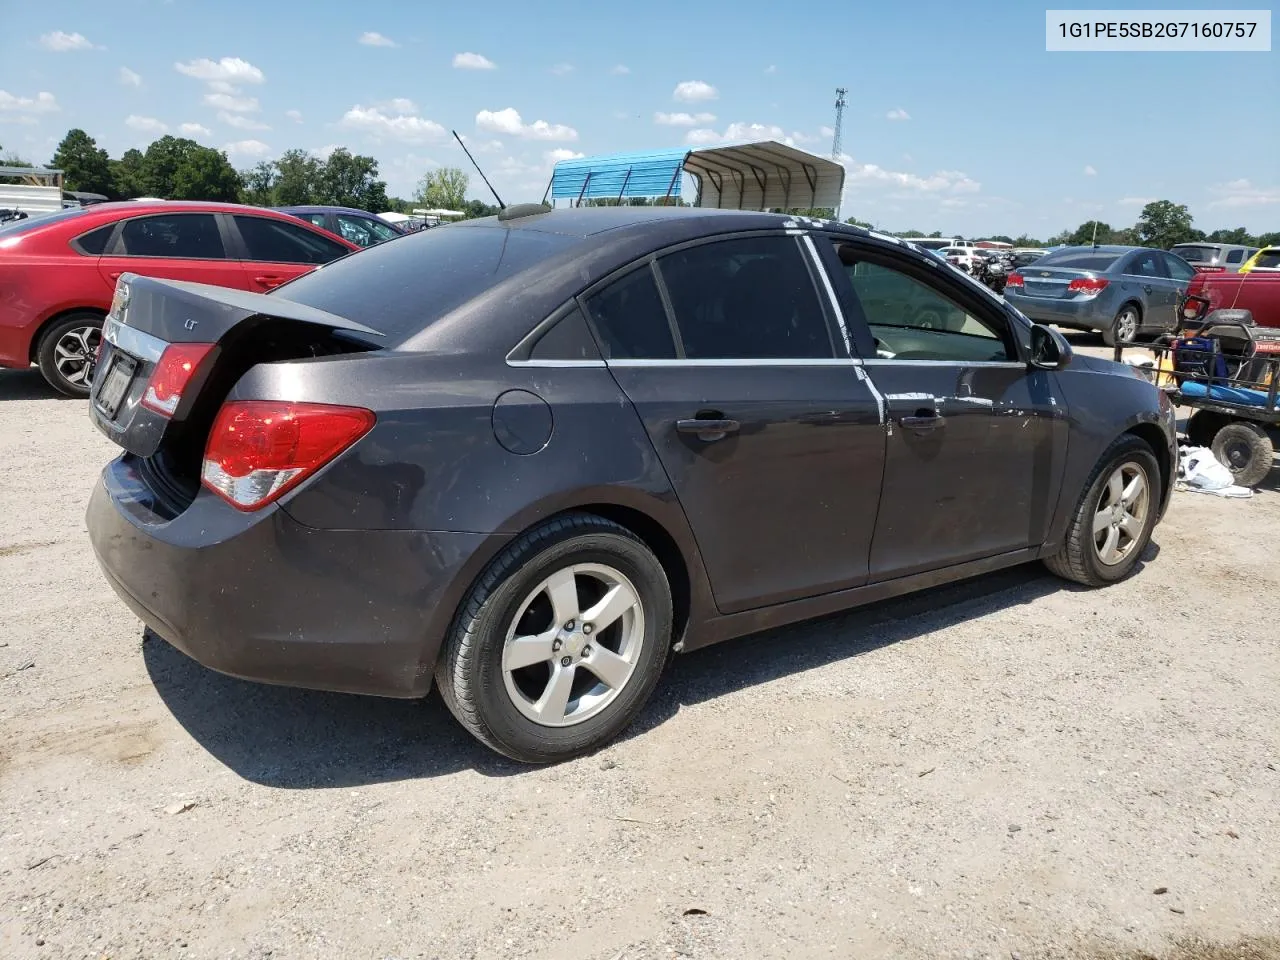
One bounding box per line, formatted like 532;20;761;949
1;361;1278;960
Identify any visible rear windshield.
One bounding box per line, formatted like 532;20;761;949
911;239;951;250
1255;250;1280;269
1171;245;1218;263
273;223;579;342
0;206;89;236
1037;250;1122;270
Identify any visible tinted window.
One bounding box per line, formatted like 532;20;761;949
293;212;328;228
1014;252;1045;266
1037;250;1122;270
1254;250;1280;269
1171;244;1218;263
1163;254;1196;281
833;243;1009;363
1225;248;1245;264
529;306;601;361
657;236;834;360
276;224;577;342
234;215;348;264
73;224;116;255
583;265;676;359
336;214;401;247
118;214;225;259
1126;250;1168;278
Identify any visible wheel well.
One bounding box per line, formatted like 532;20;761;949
1119;299;1143;320
1125;423;1171;497
28;308;107;363
573;504;692;650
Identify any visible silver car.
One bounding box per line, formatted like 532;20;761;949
1169;241;1258;274
1004;245;1197;346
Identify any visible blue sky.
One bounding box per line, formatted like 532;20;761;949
1;0;1274;237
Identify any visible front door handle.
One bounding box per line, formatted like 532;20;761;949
899;413;946;431
676;418;740;441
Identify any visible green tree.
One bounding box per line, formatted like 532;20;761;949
318;148;389;210
111;149;147;198
416;166;469;210
1135;200;1196;249
171;145;241;201
274;149;322;205
987;234;1014;244
51;129;113;195
898;229;925;238
1063;220;1115;245
462;198;501;219
845;216;873;228
1206;226;1255;245
1012;234;1045;247
240;161;278;206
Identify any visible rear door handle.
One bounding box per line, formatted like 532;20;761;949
254;275;286;288
899;414;946;431
1143;285;1153;294
676;418;740;440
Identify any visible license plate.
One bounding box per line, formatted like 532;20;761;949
95;353;137;420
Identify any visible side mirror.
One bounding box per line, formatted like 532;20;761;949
1029;323;1072;369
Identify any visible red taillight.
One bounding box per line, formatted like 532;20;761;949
142;343;215;416
1196;265;1225;273
1005;272;1025;288
1067;277;1109;295
201;401;375;511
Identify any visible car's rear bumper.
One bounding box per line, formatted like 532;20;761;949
87;456;489;698
1004;292;1105;330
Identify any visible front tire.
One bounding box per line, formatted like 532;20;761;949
1211;421;1273;487
436;513;672;763
1044;435;1161;587
36;312;103;398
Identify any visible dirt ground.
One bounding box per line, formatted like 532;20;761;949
1;353;1278;960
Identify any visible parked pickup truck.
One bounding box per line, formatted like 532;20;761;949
1185;248;1280;328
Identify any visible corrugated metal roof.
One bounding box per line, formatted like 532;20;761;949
547;141;845;211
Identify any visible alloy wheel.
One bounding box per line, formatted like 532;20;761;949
501;562;645;727
53;324;101;388
1092;462;1149;566
1115;308;1138;343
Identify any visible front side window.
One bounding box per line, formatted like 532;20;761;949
657;236;835;359
234;215;349;264
582;265;676;359
337;214;400;246
832;242;1011;363
117;214;225;259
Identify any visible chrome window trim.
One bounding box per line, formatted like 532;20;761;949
607;357;863;368
861;359;1027;369
505;358;607;368
800;233;854;357
102;314;165;363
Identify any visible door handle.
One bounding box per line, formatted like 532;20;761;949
676;418;740;440
1143;285;1153;294
254;275;285;288
108;271;123;281
899;413;946;431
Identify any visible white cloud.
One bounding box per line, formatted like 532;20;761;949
1207;178;1280;209
119;67;142;88
765;65;777;74
1084;164;1097;176
673;80;718;102
610;64;630;75
460;136;504;153
218;111;270;131
358;31;397;47
125;115;168;134
546;148;584;163
206;80;236;95
174;57;265;85
310;144;340;160
375;98;417;114
820;125;834;138
340;104;446;143
179;122;212;136
655;111;716;126
844;161;980;195
476;107;577;141
204;92;260;113
685;128;722;146
550;63;574;76
286;109;303;123
0;90;60;114
1118;196;1158;205
38;31;99;52
225;139;271;159
453;52;496;70
886;108;910;121
723;121;787;142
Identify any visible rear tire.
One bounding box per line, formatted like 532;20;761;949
1102;304;1141;347
1044;435;1161;587
1211;421;1273;487
435;513;672;764
36;312;104;398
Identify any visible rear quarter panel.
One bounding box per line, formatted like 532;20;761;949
0;247;111;367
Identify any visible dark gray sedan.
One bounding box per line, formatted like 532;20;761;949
1004;245;1197;345
85;209;1176;763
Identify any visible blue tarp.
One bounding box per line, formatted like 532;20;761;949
550;148;690;201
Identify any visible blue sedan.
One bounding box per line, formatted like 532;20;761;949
1004;245;1197;346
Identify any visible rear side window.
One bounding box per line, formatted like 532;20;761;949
1163;254;1196;281
72;224;116;255
1255;250;1280;269
583;265;676;359
1126;250;1168;278
657;236;835;359
336;213;401;246
1225;248;1245;264
117;214;225;259
292;212;328;228
1037;251;1121;270
234;215;349;264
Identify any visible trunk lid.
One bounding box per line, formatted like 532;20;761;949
89;273;382;460
1018;267;1103;300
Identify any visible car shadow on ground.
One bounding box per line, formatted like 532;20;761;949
145;554;1132;789
0;369;65;402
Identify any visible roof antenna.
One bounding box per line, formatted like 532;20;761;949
1091;219;1099;248
452;130;505;209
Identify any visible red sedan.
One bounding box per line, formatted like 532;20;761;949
0;201;360;396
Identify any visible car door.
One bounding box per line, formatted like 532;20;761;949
227;214;354;292
583;233;886;615
1162;252;1197;319
96;212;248;293
1122;249;1177;332
818;236;1066;581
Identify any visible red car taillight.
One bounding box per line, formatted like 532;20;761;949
141;343;215;416
1196;265;1225;273
1067;277;1110;295
201;401;375;511
1005;272;1025;288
